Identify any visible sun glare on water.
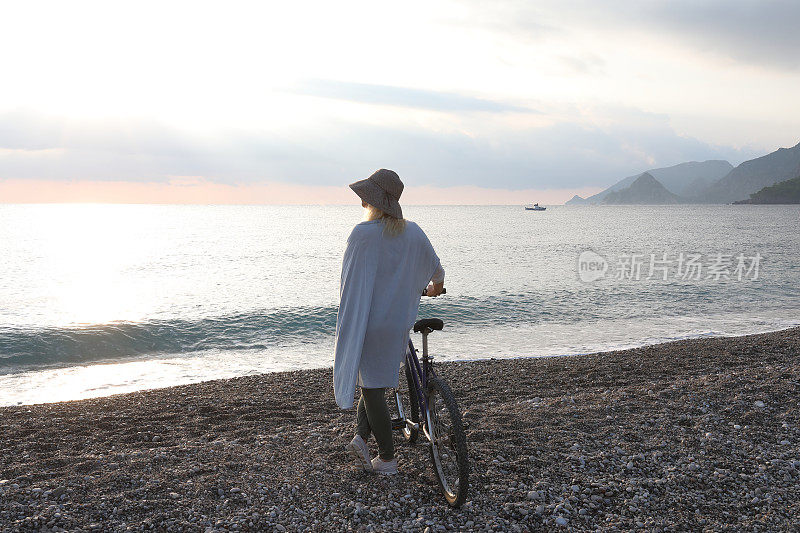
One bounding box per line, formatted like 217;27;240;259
31;204;155;327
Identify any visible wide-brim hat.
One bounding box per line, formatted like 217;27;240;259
349;168;404;219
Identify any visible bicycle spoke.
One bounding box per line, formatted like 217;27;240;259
388;363;419;444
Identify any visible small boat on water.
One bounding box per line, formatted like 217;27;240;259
525;203;546;211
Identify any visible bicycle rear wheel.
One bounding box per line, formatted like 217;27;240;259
426;376;469;507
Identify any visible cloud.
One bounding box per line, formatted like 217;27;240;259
622;0;800;70
558;53;606;75
340;119;758;189
0;109;763;192
0;110;64;151
469;0;800;70
445;1;560;43
292;79;536;113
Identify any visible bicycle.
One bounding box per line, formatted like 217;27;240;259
389;288;470;507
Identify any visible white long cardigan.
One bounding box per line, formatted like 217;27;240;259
333;220;443;409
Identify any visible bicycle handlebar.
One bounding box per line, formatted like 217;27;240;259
422;287;446;296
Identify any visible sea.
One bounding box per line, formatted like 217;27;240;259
1;204;798;406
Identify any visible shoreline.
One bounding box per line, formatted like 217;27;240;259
2;321;799;408
1;327;799;531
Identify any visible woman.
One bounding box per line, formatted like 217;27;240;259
333;168;445;475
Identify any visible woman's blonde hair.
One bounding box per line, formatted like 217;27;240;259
363;203;407;237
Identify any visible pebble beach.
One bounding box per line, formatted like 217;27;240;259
1;327;799;532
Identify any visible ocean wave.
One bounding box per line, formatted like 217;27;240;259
0;305;339;370
0;293;566;370
0;287;771;371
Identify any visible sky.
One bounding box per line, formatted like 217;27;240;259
1;0;799;204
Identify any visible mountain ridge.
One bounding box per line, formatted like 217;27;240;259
567;160;732;204
699;141;800;203
602;172;684;205
733;175;800;204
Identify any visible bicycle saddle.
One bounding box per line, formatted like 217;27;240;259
413;318;444;333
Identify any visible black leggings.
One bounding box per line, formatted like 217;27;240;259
356;387;394;461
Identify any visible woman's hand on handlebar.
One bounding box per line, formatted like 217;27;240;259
424;281;445;297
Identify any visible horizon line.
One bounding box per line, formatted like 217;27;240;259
0;179;603;206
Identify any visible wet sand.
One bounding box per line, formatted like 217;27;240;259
1;327;799;531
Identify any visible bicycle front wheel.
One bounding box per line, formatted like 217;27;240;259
426;376;469;507
397;363;419;443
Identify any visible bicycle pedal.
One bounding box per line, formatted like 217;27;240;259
391;417;405;430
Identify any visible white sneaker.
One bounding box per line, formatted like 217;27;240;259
347;435;372;471
370;456;398;475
